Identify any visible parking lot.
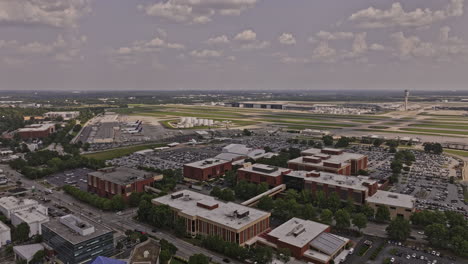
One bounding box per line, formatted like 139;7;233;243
348;145;394;179
376;241;461;264
46;168;93;191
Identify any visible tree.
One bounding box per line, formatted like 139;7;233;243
30;250;45;264
361;205;375;219
189;254;210;264
302;204;318;221
257;196;274;211
335;209;351;229
352;213;368;232
159;249;172;264
243;129;252;136
327;192;341;212
250;246;273;264
373;138;385;147
174;218;187;238
320;209;333;225
386;218;411;241
111;195;126;211
322;135;334;146
224;170;237;187
276;248;291;263
129;192;143;207
335;137;351;148
375;205;390;223
425;223;448;248
13;222;30;242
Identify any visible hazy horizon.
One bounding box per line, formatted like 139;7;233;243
1;0;468;91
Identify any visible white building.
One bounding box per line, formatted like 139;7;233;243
0;221;11;247
44;111;80;120
0;197;39;218
11;207;49;237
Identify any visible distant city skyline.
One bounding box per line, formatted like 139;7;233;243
0;0;467;91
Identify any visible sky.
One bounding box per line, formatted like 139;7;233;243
0;0;467;91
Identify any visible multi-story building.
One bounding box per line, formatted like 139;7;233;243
287;148;368;176
152;190;270;246
365;190;416;220
0;197;40;218
17;123;56;140
88;167;162;200
284;171;378;205
183;159;232;181
0;221;11;248
237;164;291;187
44;111;80;120
42;214;114;264
11;207;49;237
260;217;349;264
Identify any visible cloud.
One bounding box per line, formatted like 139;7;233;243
190;49;223;58
349;0;465;28
316;31;354;40
312;41;337;62
234;29;257;42
0;0;91;28
206;35;230;45
370;43;385;51
278;33;296;45
139;0;258;24
239;40;270;50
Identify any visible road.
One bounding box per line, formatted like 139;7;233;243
0;164;239;264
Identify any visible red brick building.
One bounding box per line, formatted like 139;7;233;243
260;217;349;264
287;148;368;176
152;190;271;246
87;167;162;199
183;159;232;181
237;164;291;187
17;124;56;140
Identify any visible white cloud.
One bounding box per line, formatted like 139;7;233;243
190;49;223;58
234;29;257;42
239;40;270;50
0;0;91;28
140;0;258;24
278;33;296;45
370;43;385;51
206;35;230;45
312;41;337;62
351;32;368;55
316;31;354;40
349;0;465;28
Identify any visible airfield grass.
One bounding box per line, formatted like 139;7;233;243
368;126;390;129
399;128;468;136
83;143;166;161
408;124;468;130
259;119;356;127
285;125;342;130
445;149;468;157
356;129;464;138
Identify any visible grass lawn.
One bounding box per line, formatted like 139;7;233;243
399;128;468;135
445;149;468;157
83;143;166;160
368;126;389;129
408;123;468;130
260;119;356;127
355;129;465;138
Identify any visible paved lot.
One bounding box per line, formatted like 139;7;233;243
46;168;93;191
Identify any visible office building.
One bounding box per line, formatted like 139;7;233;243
42;215;114;264
0;197;40;218
365;190;416;220
17;123;56;140
261;218;349;264
88;167;162;199
288;148;368;176
183;159;232;181
285;171;378;205
237;164;291;187
152;190;270;246
11;207;49;237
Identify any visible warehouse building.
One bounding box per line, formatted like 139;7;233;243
152;190;270;246
183;159;232;181
365;190;416;220
237;164;291;187
260;218;349;264
287;148;368;176
42;214;114;264
17;123;56;140
88;167;162;200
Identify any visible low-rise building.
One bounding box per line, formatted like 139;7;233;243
288;148;368;176
0;221;11;248
13;243;44;263
128;238;161;264
285;171;378;205
42;214;114;264
11;207;49;237
17;123;56;140
88;167;162;199
260;217;349;264
152;190;270;246
237;164;291;187
44;111;80;120
0;197;40;218
183;159;232;181
365;190;416;220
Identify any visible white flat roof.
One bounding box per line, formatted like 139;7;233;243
153;190;270;231
0;221;10;231
13;209;49;224
14;244;44;261
238;164;290;177
268;217;329;248
286;171;376;192
0;197;38;210
17;123;55;132
366;190;415;209
185;158;230;169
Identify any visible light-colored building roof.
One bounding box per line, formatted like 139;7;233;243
185;158;230;169
267;217;329;248
286;171;376;192
239;164;290;177
17;123;55;132
13;244;44;262
222;144;252;155
365;190;415;209
12;208;49;224
301;148;365;160
0;197;39;215
215;152;245;162
310;232;347;255
88;167;155;186
0;221;10;232
152;190;270;231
